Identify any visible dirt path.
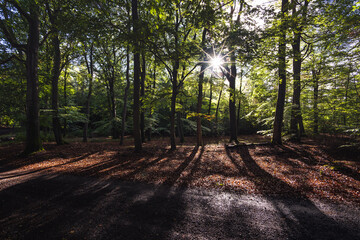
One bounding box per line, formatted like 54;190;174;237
0;172;359;240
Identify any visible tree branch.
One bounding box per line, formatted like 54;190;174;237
5;0;30;20
0;19;26;51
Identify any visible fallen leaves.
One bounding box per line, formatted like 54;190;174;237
0;136;359;204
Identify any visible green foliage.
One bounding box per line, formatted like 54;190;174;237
0;0;359;145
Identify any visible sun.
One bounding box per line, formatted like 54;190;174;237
210;56;223;69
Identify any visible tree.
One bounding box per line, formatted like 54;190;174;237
272;0;289;145
289;0;309;140
46;1;65;145
132;0;142;151
0;0;43;154
196;28;208;146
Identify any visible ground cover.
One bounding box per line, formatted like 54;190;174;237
1;135;359;204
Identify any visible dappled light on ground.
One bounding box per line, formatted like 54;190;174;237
0;136;359;204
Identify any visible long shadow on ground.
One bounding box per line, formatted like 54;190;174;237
0;145;359;239
226;145;358;239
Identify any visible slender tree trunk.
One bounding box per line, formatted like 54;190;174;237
140;52;146;143
63;68;68;137
120;46;131;145
272;0;289;145
177;112;184;143
197;28;207;146
170;21;180;151
215;83;223;136
228;53;238;143
132;0;142;151
148;60;156;141
344;70;351;126
290;31;302;139
289;0;308;140
24;7;41;154
109;75;118;138
208;76;213;115
312;69;319;134
83;44;93;143
237;69;243;134
170;67;178;150
51;29;63;145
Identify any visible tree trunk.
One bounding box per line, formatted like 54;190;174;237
24;7;41;154
237;69;243;134
215;83;223;136
289;0;308;140
177;112;184;143
208;76;213;115
228;53;238;143
290;31;302;139
344;69;351;126
170;69;178;150
120;46;131;145
148;60;156;141
63;67;68;137
312;69;319;134
197;28;207;146
83;44;93;143
51;29;63;145
132;0;142;151
272;0;288;145
140;52;146;143
109;75;118;138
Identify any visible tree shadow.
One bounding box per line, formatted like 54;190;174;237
225;145;357;239
0;174;188;240
178;146;205;188
0;151;97;180
164;146;200;185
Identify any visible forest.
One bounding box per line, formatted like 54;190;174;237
0;0;360;239
0;0;359;152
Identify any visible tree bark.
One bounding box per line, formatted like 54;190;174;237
237;69;243;134
140;52;146;143
170;65;178;150
120;46;131;145
312;69;319;134
132;0;142;151
0;2;42;154
272;0;289;145
290;0;308;140
63;67;68;137
147;60;156;141
24;5;41;154
290;30;302;139
344;69;351;126
196;28;207;146
177;112;184;143
215;83;223;136
83;43;93;143
208;76;213;115
226;53;238;143
51;29;63;145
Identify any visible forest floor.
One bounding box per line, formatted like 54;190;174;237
0;134;359;204
1;134;360;239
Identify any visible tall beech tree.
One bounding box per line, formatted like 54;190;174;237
132;0;142;151
82;42;94;142
289;0;309;140
46;1;64;145
0;0;42;154
196;28;208;146
272;0;289;144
